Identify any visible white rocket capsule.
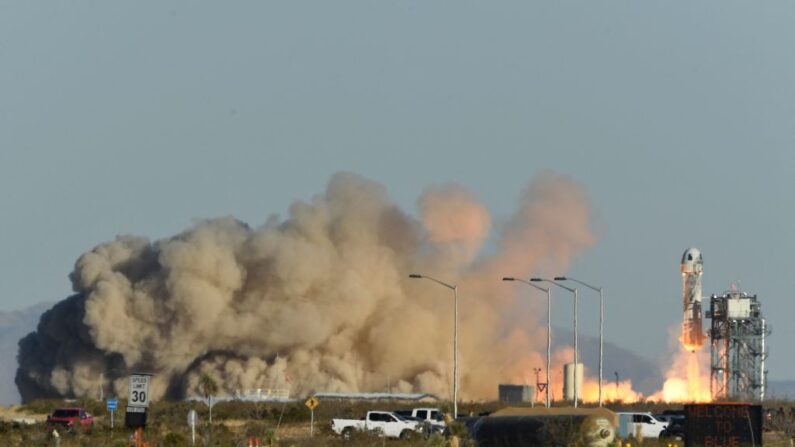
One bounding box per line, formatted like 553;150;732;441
681;247;705;350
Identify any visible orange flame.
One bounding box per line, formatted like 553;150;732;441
582;378;642;403
648;344;711;403
525;326;713;404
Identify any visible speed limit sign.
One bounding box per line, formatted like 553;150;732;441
128;374;151;408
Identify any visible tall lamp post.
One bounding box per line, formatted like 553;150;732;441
409;273;458;419
532;278;579;407
502;277;551;408
556;276;604;407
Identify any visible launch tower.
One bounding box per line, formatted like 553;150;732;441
707;290;769;402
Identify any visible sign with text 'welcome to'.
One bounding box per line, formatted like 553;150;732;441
685;403;762;447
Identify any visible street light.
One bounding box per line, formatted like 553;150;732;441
532;278;579;407
409;273;459;419
555;276;604;407
502;277;551;408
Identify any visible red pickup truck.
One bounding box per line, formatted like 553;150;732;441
46;408;94;432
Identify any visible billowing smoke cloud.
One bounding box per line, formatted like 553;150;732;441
16;171;596;402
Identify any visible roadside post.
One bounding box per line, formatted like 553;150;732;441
305;397;319;436
125;373;153;446
106;399;118;430
187;409;198;446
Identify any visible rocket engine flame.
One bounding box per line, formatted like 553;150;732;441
649;345;711;403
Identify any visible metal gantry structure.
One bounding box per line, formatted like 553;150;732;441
708;290;769;402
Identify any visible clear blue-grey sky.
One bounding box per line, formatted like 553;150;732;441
2;2;794;380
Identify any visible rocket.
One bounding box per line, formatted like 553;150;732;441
681;247;705;351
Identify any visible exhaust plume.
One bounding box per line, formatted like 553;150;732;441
16;171;596;402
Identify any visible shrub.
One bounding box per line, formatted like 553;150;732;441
162;432;187;447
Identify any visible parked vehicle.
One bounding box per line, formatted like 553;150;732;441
394;408;445;427
331;411;423;440
617;412;668;438
659;420;685;441
655;410;685;426
395;408;446;436
46;408;94;433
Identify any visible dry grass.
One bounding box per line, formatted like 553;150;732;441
0;399;788;446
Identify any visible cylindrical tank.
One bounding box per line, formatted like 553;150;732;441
563;363;584;402
464;407;617;447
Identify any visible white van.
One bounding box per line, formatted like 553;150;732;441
617;412;668;438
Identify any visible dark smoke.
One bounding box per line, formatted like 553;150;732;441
16;172;596;402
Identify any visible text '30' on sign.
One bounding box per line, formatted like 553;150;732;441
128;374;152;408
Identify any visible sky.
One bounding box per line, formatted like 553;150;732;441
2;2;795;380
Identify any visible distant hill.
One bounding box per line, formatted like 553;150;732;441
557;329;795;400
767;380;795;401
553;327;662;395
0;303;51;405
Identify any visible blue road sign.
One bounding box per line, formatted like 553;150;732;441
107;399;118;411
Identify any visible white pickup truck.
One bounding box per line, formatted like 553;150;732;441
617;412;668;438
331;411;423;440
